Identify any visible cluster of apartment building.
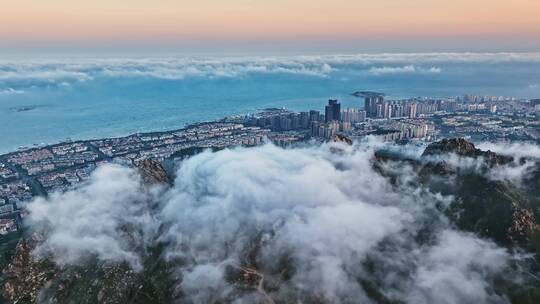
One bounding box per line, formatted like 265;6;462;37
36;164;96;193
7;144;99;176
0;181;32;206
244;109;313;131
241;97;433;141
458;94;517;103
370;121;431;142
363;92;460;119
0;162;17;180
440;113;540;141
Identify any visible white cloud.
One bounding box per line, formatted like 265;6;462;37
0;69;92;82
529;84;539;89
421;150;536;185
1;52;539;87
100;61;334;80
474;142;540;184
369;65;442;75
477;142;540;160
0;88;25;95
25;141;530;302
408;230;509;304
158;142;515;302
310;52;540;64
26;164;160;271
0;57;336;86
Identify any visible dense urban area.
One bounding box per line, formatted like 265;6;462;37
0;92;539;236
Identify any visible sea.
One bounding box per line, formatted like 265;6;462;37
1;53;540;154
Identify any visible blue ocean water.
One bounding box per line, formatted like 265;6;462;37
1;53;540;154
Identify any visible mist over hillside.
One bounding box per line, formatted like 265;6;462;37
4;138;540;304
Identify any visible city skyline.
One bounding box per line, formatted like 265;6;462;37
2;0;540;53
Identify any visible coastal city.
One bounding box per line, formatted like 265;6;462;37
0;92;539;235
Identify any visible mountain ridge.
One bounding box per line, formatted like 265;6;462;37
2;140;540;304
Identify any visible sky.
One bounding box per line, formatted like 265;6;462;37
1;0;540;54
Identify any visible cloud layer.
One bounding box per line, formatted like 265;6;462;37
0;88;25;95
24;140;532;303
369;65;442;75
2;52;540;89
27;164;160;271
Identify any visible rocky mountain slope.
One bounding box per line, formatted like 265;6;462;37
375;139;540;303
2;140;540;304
1;160;175;304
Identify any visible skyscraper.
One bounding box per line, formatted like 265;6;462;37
364;97;376;117
325;99;341;122
362;93;385;118
309;110;320;123
376;103;384;118
299;111;310;129
325;105;333;122
407;102;418;118
383;102;391;118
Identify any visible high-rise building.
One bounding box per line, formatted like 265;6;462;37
311;121;321;136
341;108;364;123
383;102;392;119
271;115;281;130
358;110;366;122
310;120;341;138
325;121;340;138
309;110;320;123
407;102;417;118
299;112;310;129
331;100;341;121
291;114;300;130
376;103;384;118
340;122;352;132
439;100;457;112
325;99;341;122
364;94;384;118
279;115;290;131
393;104;404;118
364;97;374;117
325;105;333;122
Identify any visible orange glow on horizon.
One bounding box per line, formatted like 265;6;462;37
1;0;539;45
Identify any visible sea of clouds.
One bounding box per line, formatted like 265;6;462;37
24;139;540;303
2;52;540;91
